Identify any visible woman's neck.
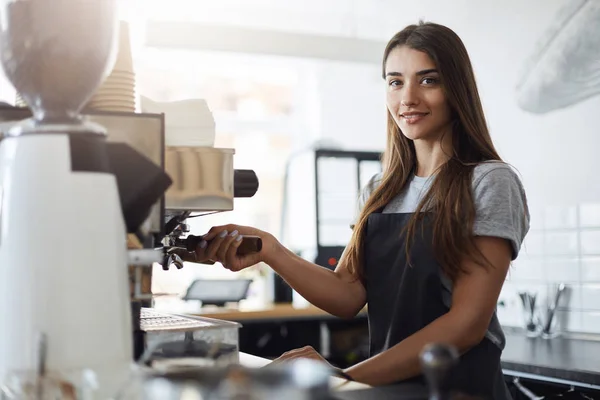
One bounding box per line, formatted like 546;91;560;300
413;135;453;177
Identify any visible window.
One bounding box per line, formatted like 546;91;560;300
137;48;313;304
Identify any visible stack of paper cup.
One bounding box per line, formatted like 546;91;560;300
15;92;26;108
140;96;216;147
86;21;136;113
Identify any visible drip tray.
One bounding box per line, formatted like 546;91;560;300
140;308;214;332
140;308;241;367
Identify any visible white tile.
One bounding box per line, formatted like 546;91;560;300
498;283;521;308
544;232;579;256
507;258;544;281
579;203;600;228
496;305;522;328
496;308;522;327
580;230;600;255
581;257;600;282
543;258;580;283
527;203;545;230
580;284;600;311
554;310;583;333
520;232;544;257
580;311;600;334
544;205;578;229
497;284;524;327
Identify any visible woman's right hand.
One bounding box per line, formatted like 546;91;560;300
194;224;279;271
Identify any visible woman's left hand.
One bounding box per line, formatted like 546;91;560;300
272;346;332;367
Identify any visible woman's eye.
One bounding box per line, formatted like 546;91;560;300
389;80;402;87
422;77;438;85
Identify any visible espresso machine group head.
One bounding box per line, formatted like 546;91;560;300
161;159;261;270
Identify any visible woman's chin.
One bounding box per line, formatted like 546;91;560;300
400;126;444;143
400;129;430;141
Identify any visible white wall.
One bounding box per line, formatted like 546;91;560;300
313;61;386;151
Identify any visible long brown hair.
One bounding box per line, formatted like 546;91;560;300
343;21;502;283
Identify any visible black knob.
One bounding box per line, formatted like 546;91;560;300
234;169;259;198
419;343;459;400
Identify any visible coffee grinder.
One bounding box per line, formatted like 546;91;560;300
0;0;171;396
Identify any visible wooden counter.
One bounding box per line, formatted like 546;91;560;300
195;304;367;322
152;298;368;323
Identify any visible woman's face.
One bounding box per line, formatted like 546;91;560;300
384;45;452;143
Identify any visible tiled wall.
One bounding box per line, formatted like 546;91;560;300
497;203;600;335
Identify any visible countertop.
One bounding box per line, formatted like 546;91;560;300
240;333;600;399
501;330;600;389
157;300;600;389
198;303;367;322
239;352;429;400
230;316;600;389
239;352;369;392
153;299;368;322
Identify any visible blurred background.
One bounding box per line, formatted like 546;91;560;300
2;0;599;335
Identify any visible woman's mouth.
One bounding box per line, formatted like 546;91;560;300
401;112;429;124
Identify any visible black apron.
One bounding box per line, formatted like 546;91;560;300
364;212;512;400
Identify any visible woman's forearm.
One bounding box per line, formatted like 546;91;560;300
344;310;483;385
265;244;366;318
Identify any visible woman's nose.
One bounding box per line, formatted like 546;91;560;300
400;84;419;107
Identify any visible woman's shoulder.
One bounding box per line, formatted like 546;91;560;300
472;160;524;190
471;160;529;225
358;172;384;207
471;161;530;259
365;172;384;191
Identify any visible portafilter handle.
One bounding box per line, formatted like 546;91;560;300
162;235;263;269
183;234;262;254
419;343;459;400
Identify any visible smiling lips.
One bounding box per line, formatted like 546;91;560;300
400;111;429;124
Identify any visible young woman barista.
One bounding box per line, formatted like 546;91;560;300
194;21;530;399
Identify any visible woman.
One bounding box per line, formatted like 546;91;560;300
195;21;529;399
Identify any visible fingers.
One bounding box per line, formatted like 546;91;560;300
224;232;244;270
203;224;240;241
204;229;229;262
217;230;242;266
272;346;318;364
193;237;209;262
199;227;245;269
195;224;264;269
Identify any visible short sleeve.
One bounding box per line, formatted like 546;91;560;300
472;164;530;260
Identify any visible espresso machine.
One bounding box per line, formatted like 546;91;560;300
0;0;263;395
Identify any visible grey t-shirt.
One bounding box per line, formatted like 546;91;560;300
357;161;530;349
